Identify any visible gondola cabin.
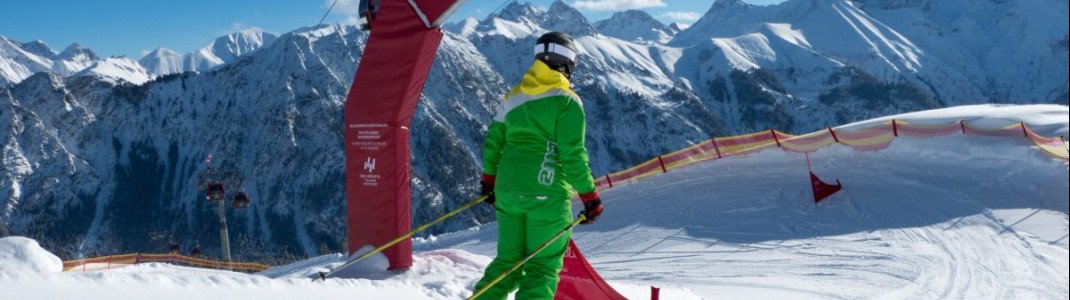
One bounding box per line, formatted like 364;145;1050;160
232;192;250;209
206;182;225;201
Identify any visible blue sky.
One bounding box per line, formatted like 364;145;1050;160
0;0;785;58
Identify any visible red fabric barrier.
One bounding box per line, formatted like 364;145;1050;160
343;0;462;271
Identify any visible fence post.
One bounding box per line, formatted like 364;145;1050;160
1062;136;1068;152
1020;121;1028;138
960;120;966;134
711;139;722;158
82;258;87;272
828;128;840;143
892;119;899;137
605;175;613;188
657;156;668;173
770;129;781;147
107;256;112;270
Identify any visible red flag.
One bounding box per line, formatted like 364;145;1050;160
555;239;628;300
804;152;841;203
810;172;842;203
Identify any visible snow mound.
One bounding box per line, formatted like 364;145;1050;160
0;236;63;273
842;104;1070;135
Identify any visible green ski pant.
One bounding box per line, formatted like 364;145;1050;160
472;194;573;300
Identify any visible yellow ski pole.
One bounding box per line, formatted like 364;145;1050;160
467;215;586;300
319;195;488;280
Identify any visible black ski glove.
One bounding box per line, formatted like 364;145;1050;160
480;174;496;205
579;198;603;224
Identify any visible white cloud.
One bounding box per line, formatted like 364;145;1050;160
229;22;250;32
327;0;363;15
572;0;667;11
659;11;701;22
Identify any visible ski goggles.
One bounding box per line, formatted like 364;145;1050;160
534;43;580;63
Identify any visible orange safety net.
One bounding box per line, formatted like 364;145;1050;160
595;119;1068;190
62;253;270;273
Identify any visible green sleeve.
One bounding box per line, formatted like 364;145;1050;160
482;120;507;176
554;98;597;194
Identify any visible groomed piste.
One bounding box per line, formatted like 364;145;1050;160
2;104;1067;299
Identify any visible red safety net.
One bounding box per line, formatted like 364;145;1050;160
594;119;1065;194
896;120;962;138
835;123;895;152
555;239;628;300
964;122;1027;138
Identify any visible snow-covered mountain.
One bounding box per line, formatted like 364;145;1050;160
138;48;184;76
140;28;278;74
2;0;1067;262
2;29;278;87
1;37;98;86
594;10;677;44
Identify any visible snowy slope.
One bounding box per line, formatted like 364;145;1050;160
3;0;1068;265
73;57;153;85
419;104;1070;299
2;105;1066;299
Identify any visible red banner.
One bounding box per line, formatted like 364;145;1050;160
344;0;461;271
556;239;628;300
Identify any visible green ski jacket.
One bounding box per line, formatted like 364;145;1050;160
482;60;599;202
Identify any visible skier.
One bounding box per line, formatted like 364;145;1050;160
473;32;604;300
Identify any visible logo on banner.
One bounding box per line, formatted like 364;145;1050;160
363;157;376;173
538;142;558;186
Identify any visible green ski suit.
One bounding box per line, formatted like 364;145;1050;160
473;60;600;300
